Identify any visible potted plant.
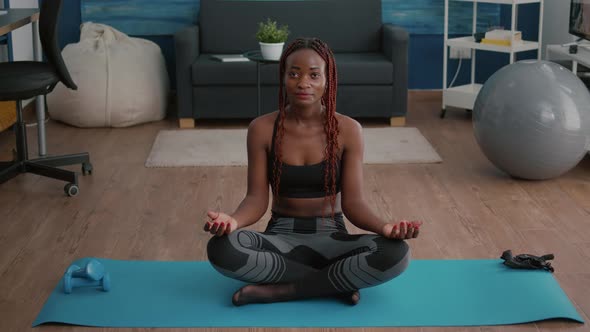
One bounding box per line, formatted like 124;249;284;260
256;18;289;60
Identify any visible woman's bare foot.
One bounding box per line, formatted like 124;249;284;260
232;284;361;306
232;284;297;306
350;290;360;305
339;290;360;305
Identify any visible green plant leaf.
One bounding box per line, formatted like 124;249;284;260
256;18;290;43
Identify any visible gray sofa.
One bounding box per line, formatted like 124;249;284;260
174;0;409;128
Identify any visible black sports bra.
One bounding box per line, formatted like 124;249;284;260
267;117;342;198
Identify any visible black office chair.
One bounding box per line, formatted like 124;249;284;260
0;0;92;196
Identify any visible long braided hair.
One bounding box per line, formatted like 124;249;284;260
272;37;340;218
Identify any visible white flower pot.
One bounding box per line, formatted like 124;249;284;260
259;42;284;60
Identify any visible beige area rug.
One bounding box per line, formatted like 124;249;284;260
145;127;442;167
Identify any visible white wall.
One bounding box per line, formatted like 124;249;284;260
0;1;6;61
8;0;38;61
541;0;576;59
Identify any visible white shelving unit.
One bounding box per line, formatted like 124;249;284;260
442;0;544;117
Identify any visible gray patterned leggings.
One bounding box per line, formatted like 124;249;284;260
207;212;410;295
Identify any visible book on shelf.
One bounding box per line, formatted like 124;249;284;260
485;29;522;40
481;38;523;46
481;29;522;46
210;54;250;62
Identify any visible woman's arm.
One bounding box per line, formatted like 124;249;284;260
231;118;268;228
205;116;270;236
230;117;270;228
339;118;421;238
339;119;387;235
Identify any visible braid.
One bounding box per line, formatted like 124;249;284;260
272;38;340;219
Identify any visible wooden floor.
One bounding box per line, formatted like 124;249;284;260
1;91;589;332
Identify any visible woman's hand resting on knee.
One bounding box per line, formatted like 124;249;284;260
204;211;238;236
381;220;422;240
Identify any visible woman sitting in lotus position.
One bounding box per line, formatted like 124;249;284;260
204;37;422;306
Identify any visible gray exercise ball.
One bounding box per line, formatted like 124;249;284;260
473;60;590;180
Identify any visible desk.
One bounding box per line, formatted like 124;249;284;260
0;8;47;157
243;50;279;116
546;44;590;75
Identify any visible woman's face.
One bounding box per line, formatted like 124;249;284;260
284;48;327;108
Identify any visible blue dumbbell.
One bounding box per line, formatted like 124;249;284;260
63;259;111;294
72;259;105;280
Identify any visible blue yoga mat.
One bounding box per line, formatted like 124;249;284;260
33;258;584;328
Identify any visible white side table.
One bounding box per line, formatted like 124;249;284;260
441;0;544;118
546;43;590;75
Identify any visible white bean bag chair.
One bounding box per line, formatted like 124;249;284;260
47;22;169;127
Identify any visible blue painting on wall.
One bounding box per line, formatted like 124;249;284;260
82;0;499;36
382;0;501;35
81;0;200;36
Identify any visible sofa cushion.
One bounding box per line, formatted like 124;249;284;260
192;53;393;86
199;0;382;54
336;53;393;85
191;55;257;86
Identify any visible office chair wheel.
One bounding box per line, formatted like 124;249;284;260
82;163;93;175
64;183;79;197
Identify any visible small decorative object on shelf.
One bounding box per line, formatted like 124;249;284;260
256;18;289;60
473;32;485;43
